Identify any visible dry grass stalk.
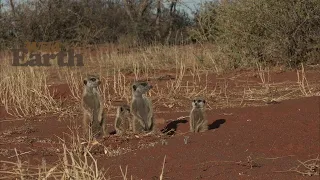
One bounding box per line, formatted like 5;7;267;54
65;71;83;102
256;62;271;91
297;63;312;96
159;155;167;180
0;144;107;180
275;155;319;176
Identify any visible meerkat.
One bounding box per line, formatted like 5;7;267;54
114;104;132;135
81;74;107;139
189;97;208;133
130;81;154;134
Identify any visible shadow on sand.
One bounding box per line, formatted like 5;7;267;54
161;119;188;136
208;119;226;130
110;118;226;136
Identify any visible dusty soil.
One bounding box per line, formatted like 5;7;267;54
0;70;319;180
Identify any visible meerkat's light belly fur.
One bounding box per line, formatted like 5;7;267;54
136;100;148;123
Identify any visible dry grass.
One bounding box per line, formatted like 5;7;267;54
0;63;61;117
159;155;167;180
1;44;319;118
0;126;168;180
0;124;108;179
297;63;313;96
0;44;221;118
0;145;107;180
119;155;167;180
275;155;320;176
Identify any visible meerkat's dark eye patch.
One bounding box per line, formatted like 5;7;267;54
90;78;96;82
83;80;87;85
132;84;137;91
120;106;123;111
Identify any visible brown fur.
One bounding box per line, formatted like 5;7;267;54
114;104;132;135
81;75;107;139
130;82;154;133
189;97;208;133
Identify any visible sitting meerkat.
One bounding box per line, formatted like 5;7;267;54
189;97;208;133
114;104;132;135
81;74;107;139
130;81;154;134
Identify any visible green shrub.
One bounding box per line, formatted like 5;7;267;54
192;0;320;68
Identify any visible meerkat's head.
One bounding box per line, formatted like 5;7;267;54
132;81;153;96
119;104;130;112
192;97;206;109
83;75;101;88
118;104;130;114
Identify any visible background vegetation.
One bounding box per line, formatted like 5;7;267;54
1;0;319;68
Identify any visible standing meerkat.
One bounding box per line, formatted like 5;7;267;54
114;104;132;135
130;81;154;133
81;75;107;139
189;97;208;133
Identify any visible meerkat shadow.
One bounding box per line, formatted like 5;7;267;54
208;119;226;130
161;119;188;136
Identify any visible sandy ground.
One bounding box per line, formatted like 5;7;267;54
0;70;319;179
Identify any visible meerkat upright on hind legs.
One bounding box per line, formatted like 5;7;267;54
114;104;132;135
189;97;208;133
130;81;154;134
81;74;107;139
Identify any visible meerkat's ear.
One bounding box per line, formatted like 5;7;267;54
83;80;87;85
203;100;206;104
132;84;137;91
